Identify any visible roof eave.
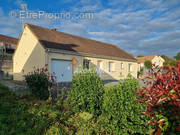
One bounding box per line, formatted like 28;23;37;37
46;48;137;63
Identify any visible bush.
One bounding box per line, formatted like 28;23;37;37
136;61;180;134
25;65;50;100
67;69;104;116
102;76;149;134
144;60;152;69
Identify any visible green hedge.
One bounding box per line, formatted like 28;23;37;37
67;69;104;116
102;77;149;134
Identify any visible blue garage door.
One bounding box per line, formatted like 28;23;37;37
51;59;72;82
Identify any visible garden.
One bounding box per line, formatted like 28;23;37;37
0;62;180;135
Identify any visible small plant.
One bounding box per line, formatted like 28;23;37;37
67;69;104;116
136;61;180;134
24;65;50;100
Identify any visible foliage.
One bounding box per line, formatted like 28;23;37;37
137;55;144;57
102;76;150;134
136;61;180;134
144;60;152;69
45;125;65;135
24;65;50;100
67;69;104;116
174;52;180;61
161;55;176;66
0;84;49;135
138;70;144;77
0;83;73;135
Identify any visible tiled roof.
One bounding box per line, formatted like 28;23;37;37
0;34;18;45
136;55;157;63
26;23;136;61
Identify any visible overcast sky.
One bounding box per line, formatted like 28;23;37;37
0;0;180;57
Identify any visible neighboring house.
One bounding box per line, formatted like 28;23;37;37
13;23;138;82
136;55;165;71
0;34;18;79
0;34;18;53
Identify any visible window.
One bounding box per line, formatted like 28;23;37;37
83;59;90;69
121;63;124;69
97;61;102;69
0;42;3;46
109;62;115;72
8;44;12;48
128;64;133;72
97;61;102;76
5;43;8;48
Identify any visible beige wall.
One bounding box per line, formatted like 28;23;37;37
47;51;138;80
152;56;164;67
13;26;46;80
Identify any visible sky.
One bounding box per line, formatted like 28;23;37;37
0;0;180;57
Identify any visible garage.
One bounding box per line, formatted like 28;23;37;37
51;59;73;82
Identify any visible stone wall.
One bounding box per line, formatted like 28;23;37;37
0;56;13;80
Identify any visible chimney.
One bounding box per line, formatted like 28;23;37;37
51;28;57;31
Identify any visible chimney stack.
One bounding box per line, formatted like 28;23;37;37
51;28;57;31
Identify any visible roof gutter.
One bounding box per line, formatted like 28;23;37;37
46;48;137;63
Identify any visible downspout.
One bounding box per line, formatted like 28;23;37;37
45;48;50;72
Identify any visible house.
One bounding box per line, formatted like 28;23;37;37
136;55;165;71
13;23;138;82
0;34;18;53
0;34;18;79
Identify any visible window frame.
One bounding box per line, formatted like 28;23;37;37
83;59;90;69
128;63;133;72
109;62;115;72
121;63;124;69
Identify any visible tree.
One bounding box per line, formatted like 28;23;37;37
161;55;176;66
144;60;152;69
137;55;144;57
174;52;180;61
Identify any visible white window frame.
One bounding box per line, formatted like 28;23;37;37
109;62;115;72
128;64;133;72
97;61;102;69
121;63;124;69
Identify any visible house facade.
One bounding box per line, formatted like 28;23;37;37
136;55;165;71
13;24;138;82
0;34;18;79
0;34;18;53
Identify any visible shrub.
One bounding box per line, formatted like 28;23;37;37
67;69;104;116
102;76;149;134
138;70;144;77
25;65;50;100
144;60;152;69
136;61;180;134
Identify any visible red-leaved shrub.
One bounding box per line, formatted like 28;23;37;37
136;61;180;135
25;65;56;100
